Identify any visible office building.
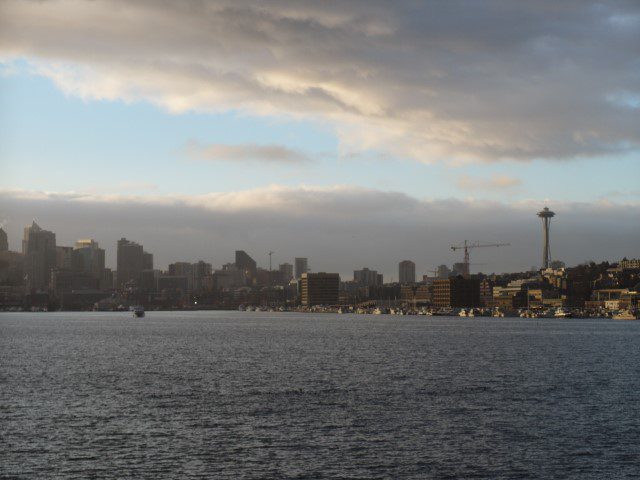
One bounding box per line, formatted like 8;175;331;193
22;221;57;291
116;238;144;288
294;257;308;279
55;246;74;270
432;276;480;308
192;260;212;292
300;272;339;306
353;268;383;287
74;239;105;281
143;251;154;270
398;260;416;284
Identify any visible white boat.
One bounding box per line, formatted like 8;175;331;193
554;308;573;318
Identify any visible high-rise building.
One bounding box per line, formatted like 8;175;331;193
192;260;212;291
279;263;293;282
398;260;416;284
0;228;8;251
22;221;56;291
74;239;105;281
235;250;257;281
169;262;194;290
142;251;154;270
300;272;339;306
294;257;308;279
353;268;383;286
432;276;480;308
55;246;74;270
117;238;144;288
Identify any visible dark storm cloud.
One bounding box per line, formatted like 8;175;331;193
1;0;639;162
1;188;638;278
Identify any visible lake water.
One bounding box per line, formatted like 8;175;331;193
1;312;639;479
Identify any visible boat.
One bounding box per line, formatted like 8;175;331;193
131;305;145;318
612;310;638;320
554;308;573;318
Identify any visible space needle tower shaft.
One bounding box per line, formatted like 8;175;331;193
537;207;555;269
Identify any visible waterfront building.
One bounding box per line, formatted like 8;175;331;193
116;238;144;288
432;276;480;308
295;257;308;279
480;278;494;307
300;272;339;306
398;260;416;284
22;221;57;291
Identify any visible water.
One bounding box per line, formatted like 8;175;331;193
1;312;639;479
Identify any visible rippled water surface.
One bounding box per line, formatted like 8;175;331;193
1;312;639;479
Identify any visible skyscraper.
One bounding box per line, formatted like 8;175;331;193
235;250;257;282
22;221;57;291
279;263;293;282
353;268;383;286
294;257;308;279
117;238;144;288
74;239;105;281
398;260;416;284
0;228;8;251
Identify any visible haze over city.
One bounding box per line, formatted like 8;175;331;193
1;0;639;276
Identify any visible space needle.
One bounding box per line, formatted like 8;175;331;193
537;206;555;269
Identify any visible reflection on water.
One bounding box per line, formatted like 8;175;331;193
1;312;639;479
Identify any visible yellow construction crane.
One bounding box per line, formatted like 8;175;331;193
450;240;510;278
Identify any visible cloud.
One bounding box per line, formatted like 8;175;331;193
1;1;639;163
457;174;523;191
184;140;310;164
1;186;638;278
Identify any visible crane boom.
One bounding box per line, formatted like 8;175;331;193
450;240;510;278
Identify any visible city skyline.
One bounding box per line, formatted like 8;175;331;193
1;1;639;278
1;203;638;282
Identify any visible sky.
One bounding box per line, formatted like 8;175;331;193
0;0;639;278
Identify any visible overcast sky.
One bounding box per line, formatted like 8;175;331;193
1;1;638;278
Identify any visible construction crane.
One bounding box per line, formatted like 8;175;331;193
450;241;510;278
